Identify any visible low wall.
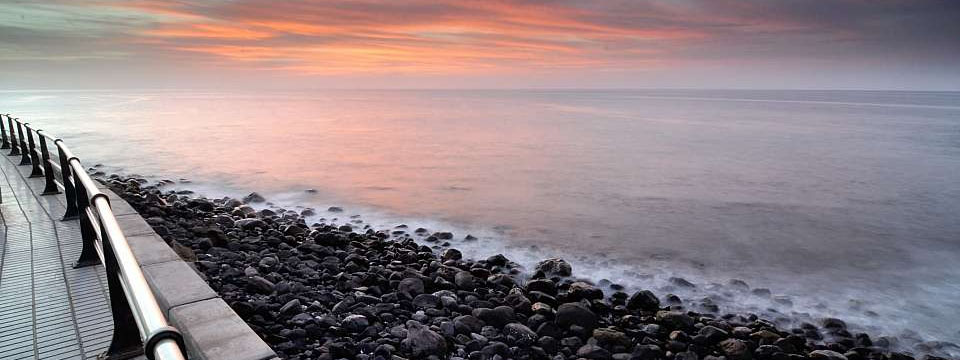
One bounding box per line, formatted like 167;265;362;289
102;187;278;360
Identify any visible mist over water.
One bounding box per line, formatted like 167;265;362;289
4;89;959;350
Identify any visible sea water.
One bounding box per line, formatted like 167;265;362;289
4;89;959;351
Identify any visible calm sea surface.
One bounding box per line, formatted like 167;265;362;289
4;89;959;347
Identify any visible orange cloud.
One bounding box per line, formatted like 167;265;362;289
144;24;274;40
111;0;712;75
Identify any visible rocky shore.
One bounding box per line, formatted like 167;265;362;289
102;174;950;360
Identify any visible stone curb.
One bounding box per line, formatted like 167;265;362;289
101;187;278;360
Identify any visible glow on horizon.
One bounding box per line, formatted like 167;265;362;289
0;0;958;89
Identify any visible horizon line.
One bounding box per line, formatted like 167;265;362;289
2;87;960;93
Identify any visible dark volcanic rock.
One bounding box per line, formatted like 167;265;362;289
503;323;537;345
102;173;929;360
474;306;516;328
246;276;274;294
453;315;483;335
341;314;369;333
402;320;447;357
234;218;266;230
535;257;573;277
578;343;613;359
720;338;752;360
627;290;660;311
810;350;849;360
556;302;597;330
454;271;476;290
656;310;695;329
398;277;425;298
242;192;265;203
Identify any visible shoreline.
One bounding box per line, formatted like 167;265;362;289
101;173;955;360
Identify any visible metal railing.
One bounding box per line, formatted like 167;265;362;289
0;114;188;360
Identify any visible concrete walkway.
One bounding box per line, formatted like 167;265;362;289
0;150;113;360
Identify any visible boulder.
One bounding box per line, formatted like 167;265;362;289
402;320;447;357
398;277;425;298
342;314;370;333
454;271;476;290
453;315;483;335
556;302;598;330
578;344;613;359
810;350;848;360
719;338;752;360
503;323;538;345
242;192;265;203
627;290;660;311
535;258;573;277
656;310;695;329
473;306;516;328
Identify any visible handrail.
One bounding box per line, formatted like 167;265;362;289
0;114;187;360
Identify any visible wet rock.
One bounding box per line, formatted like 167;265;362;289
754;344;782;359
821;318;847;330
719;338;751;360
403;320;447;357
810;350;848;360
699;325;730;343
556;302;597;330
627;290;660;311
454;315;483;335
412;294;441;309
578;344;612;359
669;277;696;288
566;281;603;302
442;248;463;261
279;299;301;316
242;192;265;203
101;173;919;360
503;323;538;345
234;218;266;230
527;279;557;295
631;344;664;360
246;276;275;294
342;314;370;333
656;310;695;329
593;327;630;347
535;258;573;277
473;306;515;328
170;240;197;262
398;277;425;297
486;254;509;267
454;271;476;290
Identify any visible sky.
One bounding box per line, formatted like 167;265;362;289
1;0;958;90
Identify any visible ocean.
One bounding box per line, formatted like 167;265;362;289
4;89;959;349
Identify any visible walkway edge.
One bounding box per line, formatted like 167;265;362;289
100;187;279;360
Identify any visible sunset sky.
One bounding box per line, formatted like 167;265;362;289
1;0;958;90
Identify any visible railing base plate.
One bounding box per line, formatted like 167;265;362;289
96;348;144;360
73;259;101;268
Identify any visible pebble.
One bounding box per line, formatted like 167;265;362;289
101;174;937;360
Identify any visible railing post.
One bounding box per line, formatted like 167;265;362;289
73;178;101;268
57;140;80;220
25;124;44;178
7;116;20;156
37;131;60;195
97;214;147;359
0;114;9;149
16;120;31;165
